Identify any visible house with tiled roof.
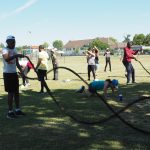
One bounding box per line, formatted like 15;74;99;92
63;37;126;55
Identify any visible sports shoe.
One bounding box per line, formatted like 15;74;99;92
76;86;85;93
26;83;31;86
126;82;132;85
38;91;44;94
15;110;25;116
7;111;17;119
132;81;137;84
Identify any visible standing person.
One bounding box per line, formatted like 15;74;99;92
51;48;58;80
93;46;99;75
122;41;139;84
2;35;25;119
104;48;111;72
35;45;49;93
86;48;96;81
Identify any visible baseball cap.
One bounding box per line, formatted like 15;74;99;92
6;35;15;40
112;79;119;89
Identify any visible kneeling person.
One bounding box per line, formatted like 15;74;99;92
76;79;118;98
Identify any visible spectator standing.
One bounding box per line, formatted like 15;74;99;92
104;48;111;72
51;48;58;80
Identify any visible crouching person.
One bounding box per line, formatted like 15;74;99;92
76;79;119;98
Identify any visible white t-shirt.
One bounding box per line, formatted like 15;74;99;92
38;51;49;70
88;55;95;65
2;47;17;73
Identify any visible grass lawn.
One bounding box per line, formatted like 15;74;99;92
0;55;150;150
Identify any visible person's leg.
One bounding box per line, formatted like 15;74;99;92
91;65;95;80
53;64;55;80
55;64;58;80
104;59;108;71
130;63;135;83
88;65;90;80
8;92;14;111
40;81;44;92
23;67;29;84
123;61;130;83
126;62;132;83
109;59;111;71
41;70;47;92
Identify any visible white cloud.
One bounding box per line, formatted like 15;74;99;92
0;0;38;21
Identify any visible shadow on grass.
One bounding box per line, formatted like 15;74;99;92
0;82;150;150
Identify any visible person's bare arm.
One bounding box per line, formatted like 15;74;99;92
35;58;42;70
103;81;109;97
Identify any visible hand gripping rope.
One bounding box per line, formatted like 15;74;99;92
14;54;150;135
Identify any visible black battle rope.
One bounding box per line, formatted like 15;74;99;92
137;60;150;75
16;55;150;134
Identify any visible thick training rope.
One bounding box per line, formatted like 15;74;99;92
137;60;150;75
14;55;150;134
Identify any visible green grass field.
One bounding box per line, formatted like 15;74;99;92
0;55;150;150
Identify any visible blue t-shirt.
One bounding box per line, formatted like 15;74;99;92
2;47;17;73
89;80;105;91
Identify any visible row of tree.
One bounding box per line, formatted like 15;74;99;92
0;40;64;52
1;34;150;51
123;34;150;46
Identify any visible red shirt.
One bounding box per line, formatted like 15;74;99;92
123;47;139;62
27;62;34;69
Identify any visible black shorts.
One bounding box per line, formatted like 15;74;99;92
3;73;19;92
88;84;97;94
38;69;47;81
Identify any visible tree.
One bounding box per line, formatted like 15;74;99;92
109;37;118;43
43;42;49;49
0;43;4;48
143;34;150;46
16;46;22;52
133;34;145;45
123;34;131;42
89;38;109;50
53;40;63;50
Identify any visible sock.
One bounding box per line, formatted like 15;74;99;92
15;108;20;112
8;110;13;113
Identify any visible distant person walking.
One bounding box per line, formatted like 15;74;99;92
51;48;58;80
104;48;111;72
122;42;140;84
35;45;49;93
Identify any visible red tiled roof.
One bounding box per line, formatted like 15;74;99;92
31;46;39;49
64;37;122;49
64;39;93;49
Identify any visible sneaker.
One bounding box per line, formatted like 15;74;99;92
38;91;44;94
132;82;137;84
76;86;85;93
15;110;25;116
7;112;17;119
27;83;31;86
126;82;132;85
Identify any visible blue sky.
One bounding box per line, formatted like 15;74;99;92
0;0;150;46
